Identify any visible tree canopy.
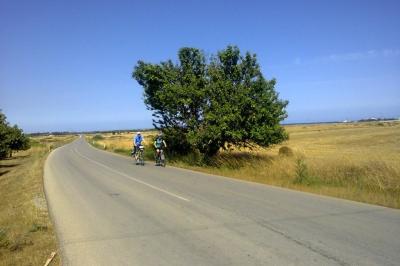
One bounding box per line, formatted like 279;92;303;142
133;45;288;157
0;110;30;159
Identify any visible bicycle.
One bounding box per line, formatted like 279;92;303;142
155;148;166;167
134;145;145;166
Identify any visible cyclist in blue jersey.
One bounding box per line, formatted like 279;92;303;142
132;132;143;160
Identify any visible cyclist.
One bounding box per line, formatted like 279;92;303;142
133;132;143;160
154;133;167;165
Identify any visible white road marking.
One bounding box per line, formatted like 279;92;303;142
73;148;190;202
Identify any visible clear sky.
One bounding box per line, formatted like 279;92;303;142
1;0;399;132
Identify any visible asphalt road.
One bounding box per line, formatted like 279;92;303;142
44;137;400;265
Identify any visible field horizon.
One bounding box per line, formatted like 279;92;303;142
26;117;400;136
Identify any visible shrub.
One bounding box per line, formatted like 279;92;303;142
29;223;47;233
293;158;316;185
92;134;104;141
279;146;293;157
169;150;204;166
29;139;41;147
144;144;155;160
0;228;9;249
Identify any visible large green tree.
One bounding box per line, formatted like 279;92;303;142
133;45;288;156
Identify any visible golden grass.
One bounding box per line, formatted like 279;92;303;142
0;135;76;266
87;131;155;150
86;132;157;159
88;122;400;208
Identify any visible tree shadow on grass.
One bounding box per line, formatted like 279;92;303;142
0;170;10;176
0;164;19;168
211;152;274;169
1;154;30;161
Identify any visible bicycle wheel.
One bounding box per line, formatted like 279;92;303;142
160;152;166;167
140;150;144;166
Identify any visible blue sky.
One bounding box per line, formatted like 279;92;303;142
1;0;399;132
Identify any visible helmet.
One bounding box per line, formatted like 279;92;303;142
137;132;141;135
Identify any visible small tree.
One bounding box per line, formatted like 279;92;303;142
0;110;30;159
133;45;288;157
7;125;30;156
0;111;11;158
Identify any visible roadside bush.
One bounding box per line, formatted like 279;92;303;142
144;144;155;160
92;134;104;141
29;138;41;147
163;127;192;156
29;223;47;233
169;150;204;166
293;158;316;185
0;228;9;249
0;142;8;159
279;146;293;157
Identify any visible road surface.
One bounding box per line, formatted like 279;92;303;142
44;137;400;265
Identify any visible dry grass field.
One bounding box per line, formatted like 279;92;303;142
0;135;75;266
86;131;156;159
88;122;400;208
88;131;154;150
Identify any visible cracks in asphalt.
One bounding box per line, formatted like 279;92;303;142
256;219;350;266
263;208;385;224
191;197;374;265
61;215;351;265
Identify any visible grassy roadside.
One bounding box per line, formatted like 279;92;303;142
0;135;76;266
86;122;400;209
